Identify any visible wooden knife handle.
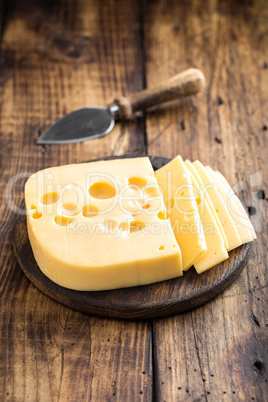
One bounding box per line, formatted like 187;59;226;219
111;68;206;120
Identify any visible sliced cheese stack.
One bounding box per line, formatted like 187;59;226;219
207;167;256;243
185;161;229;249
184;161;228;273
25;157;183;291
192;160;242;251
155;156;256;274
155;156;207;270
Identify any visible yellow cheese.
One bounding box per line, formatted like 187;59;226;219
213;169;257;241
192;160;242;251
184;160;229;250
25;157;183;291
155;155;207;270
185;164;229;273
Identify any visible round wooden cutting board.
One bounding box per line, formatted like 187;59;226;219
13;155;252;320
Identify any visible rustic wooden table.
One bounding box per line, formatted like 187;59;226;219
0;0;267;400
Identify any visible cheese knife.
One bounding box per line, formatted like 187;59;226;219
37;68;205;145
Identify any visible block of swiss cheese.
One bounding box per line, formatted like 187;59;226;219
25;157;182;291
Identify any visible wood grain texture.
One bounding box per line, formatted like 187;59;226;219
0;0;267;400
0;0;152;400
143;0;268;400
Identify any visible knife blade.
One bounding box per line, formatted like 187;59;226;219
37;107;115;145
37;68;206;145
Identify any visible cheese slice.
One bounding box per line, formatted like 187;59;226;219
214;169;256;241
184;160;229;250
206;166;253;244
192;160;242;251
155;155;207;270
25;157;182;291
185;165;229;273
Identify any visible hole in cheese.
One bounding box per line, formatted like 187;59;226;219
129;221;145;233
63;202;77;212
89;182;116;199
62;189;79;206
63;203;75;210
82;205;99;218
32;211;42;219
54;215;74;226
159;246;164;251
157;211;166;220
144;186;160;197
196;198;201;205
40;192;60;205
180;191;185;196
128;177;147;189
142;203;150;209
166;198;174;212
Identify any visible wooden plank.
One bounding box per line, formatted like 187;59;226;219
144;0;268;400
0;0;152;400
1;281;152;400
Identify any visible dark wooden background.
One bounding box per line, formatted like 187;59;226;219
0;0;267;400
